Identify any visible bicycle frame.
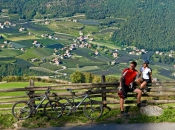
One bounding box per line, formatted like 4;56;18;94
31;95;47;110
28;90;50;111
70;93;90;109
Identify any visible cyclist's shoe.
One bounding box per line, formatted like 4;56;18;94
118;90;125;99
137;103;146;108
121;111;130;117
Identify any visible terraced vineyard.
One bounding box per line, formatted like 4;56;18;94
0;13;174;81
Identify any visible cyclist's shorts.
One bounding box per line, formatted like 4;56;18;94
120;83;137;98
142;78;151;83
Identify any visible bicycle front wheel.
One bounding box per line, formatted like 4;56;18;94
58;98;72;116
44;100;63;119
83;100;103;120
12;101;32;120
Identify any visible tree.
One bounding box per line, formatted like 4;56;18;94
70;71;85;83
106;76;118;82
92;75;101;83
83;72;94;83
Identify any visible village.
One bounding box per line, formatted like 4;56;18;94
0;19;175;79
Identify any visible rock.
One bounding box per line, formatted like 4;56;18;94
140;105;163;116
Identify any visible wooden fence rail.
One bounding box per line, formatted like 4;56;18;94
0;76;175;110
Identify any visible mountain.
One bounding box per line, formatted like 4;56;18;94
1;0;175;51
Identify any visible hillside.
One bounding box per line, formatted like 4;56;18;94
1;0;175;51
0;0;174;81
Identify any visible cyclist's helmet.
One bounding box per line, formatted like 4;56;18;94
143;60;149;64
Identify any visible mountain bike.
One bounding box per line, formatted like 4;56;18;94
57;88;103;120
12;87;63;120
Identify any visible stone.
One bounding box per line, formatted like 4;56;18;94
140;105;163;116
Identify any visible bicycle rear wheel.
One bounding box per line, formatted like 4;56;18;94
57;98;72;116
44;100;63;119
12;101;32;120
83;100;103;120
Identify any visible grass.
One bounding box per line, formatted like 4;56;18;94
17;48;40;59
0;82;55;89
89;41;120;50
40;63;63;71
1;106;175;130
47;21;83;36
1;33;39;41
69;66;100;72
0;57;16;64
0;82;56;98
32;48;53;57
0;49;22;57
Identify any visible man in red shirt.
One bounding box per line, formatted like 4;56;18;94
118;61;143;117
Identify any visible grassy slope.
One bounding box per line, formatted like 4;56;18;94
1;107;175;130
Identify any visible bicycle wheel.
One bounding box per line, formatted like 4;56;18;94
57;98;72;116
83;100;103;120
44;100;63;119
12;101;32;120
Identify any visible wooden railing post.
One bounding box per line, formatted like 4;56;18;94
29;79;35;105
101;75;107;107
30;78;34;87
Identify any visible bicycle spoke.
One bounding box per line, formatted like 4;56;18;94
83;101;103;120
58;98;72;116
44;101;63;119
12;101;31;120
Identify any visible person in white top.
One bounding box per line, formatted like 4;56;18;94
136;60;153;92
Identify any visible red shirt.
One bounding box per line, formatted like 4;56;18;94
122;68;138;85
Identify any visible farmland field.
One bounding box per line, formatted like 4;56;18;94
54;33;76;40
0;13;174;81
73;48;107;62
40;63;63;71
15;59;34;67
0;49;22;57
47;43;64;49
9;42;26;48
89;41;121;50
32;48;53;57
0;57;16;64
47;21;83;36
22;22;53;32
69;66;100;72
92;65;122;75
1;33;39;41
0;26;19;33
78;19;100;25
16;40;35;48
17;48;40;59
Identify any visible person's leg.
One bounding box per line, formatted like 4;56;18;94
134;88;146;108
140;81;147;89
119;85;130;116
120;98;124;111
135;77;143;86
133;88;142;104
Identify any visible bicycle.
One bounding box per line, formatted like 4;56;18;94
12;87;63;120
57;88;103;120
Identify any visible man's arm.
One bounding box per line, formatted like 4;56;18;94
149;72;153;82
149;68;153;82
119;75;124;88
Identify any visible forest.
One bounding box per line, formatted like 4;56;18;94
1;0;175;51
0;64;52;77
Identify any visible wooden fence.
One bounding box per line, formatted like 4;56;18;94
0;75;175;111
